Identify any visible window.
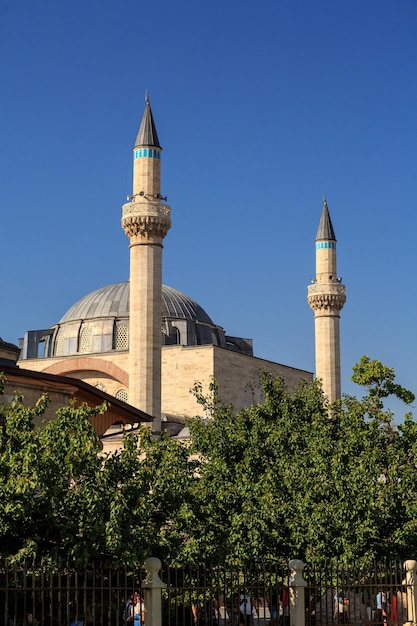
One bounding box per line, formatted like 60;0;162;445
115;324;129;350
116;389;129;403
79;327;92;353
164;326;180;345
171;327;180;344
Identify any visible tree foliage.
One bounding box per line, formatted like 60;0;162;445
0;356;416;566
0;381;193;565
184;358;416;564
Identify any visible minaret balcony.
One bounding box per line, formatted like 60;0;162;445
121;200;171;240
122;200;171;220
307;282;346;312
308;283;345;297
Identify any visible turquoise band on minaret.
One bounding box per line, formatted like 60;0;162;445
134;148;161;159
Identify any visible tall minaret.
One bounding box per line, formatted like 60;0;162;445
121;95;171;433
307;198;346;404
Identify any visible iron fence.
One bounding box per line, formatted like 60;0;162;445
162;561;289;626
303;559;408;626
0;559;144;626
0;558;412;626
162;560;409;626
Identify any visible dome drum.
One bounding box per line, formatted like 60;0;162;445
162;319;227;348
19;282;252;360
51;319;125;357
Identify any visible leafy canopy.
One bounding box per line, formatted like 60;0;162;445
0;356;416;566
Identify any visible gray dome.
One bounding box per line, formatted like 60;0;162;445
59;282;215;325
19;281;253;360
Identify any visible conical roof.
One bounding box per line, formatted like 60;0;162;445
134;99;161;149
316;197;336;241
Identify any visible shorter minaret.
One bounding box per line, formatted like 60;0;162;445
307;198;346;404
121;95;171;432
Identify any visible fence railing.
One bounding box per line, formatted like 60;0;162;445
0;558;145;625
0;557;416;626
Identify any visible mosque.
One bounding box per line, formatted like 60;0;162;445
3;98;346;440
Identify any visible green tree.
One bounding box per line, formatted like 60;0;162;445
0;356;416;566
0;383;50;558
0;375;194;564
182;357;415;564
102;427;195;564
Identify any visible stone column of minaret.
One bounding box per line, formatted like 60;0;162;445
121;96;171;433
307;198;346;404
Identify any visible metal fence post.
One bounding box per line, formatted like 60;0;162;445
143;557;166;626
404;560;417;626
289;559;306;626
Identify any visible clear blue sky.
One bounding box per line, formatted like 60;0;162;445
1;0;416;416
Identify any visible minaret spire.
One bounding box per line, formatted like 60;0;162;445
307;198;346;404
316;196;336;241
121;99;171;433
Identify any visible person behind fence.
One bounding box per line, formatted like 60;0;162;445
334;591;348;623
133;592;145;626
230;594;240;626
270;589;287;624
198;599;219;626
281;587;289;623
362;588;373;623
305;589;316;626
124;595;135;624
70;608;92;626
388;589;398;626
376;590;388;625
239;594;253;626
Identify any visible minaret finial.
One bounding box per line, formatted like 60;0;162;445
145;90;150;104
323;194;327;205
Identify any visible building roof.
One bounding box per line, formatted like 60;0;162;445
0;337;20;353
0;337;20;366
134;100;161;149
0;363;153;436
316;197;336;241
59;282;215;325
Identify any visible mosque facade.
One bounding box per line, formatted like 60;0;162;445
15;99;344;436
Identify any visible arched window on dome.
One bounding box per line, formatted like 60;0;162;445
115;324;129;351
79;327;92;353
162;325;180;346
116;389;129;403
170;326;180;345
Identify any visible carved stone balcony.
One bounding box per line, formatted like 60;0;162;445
122;201;171;220
307;283;346;312
121;201;171;240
